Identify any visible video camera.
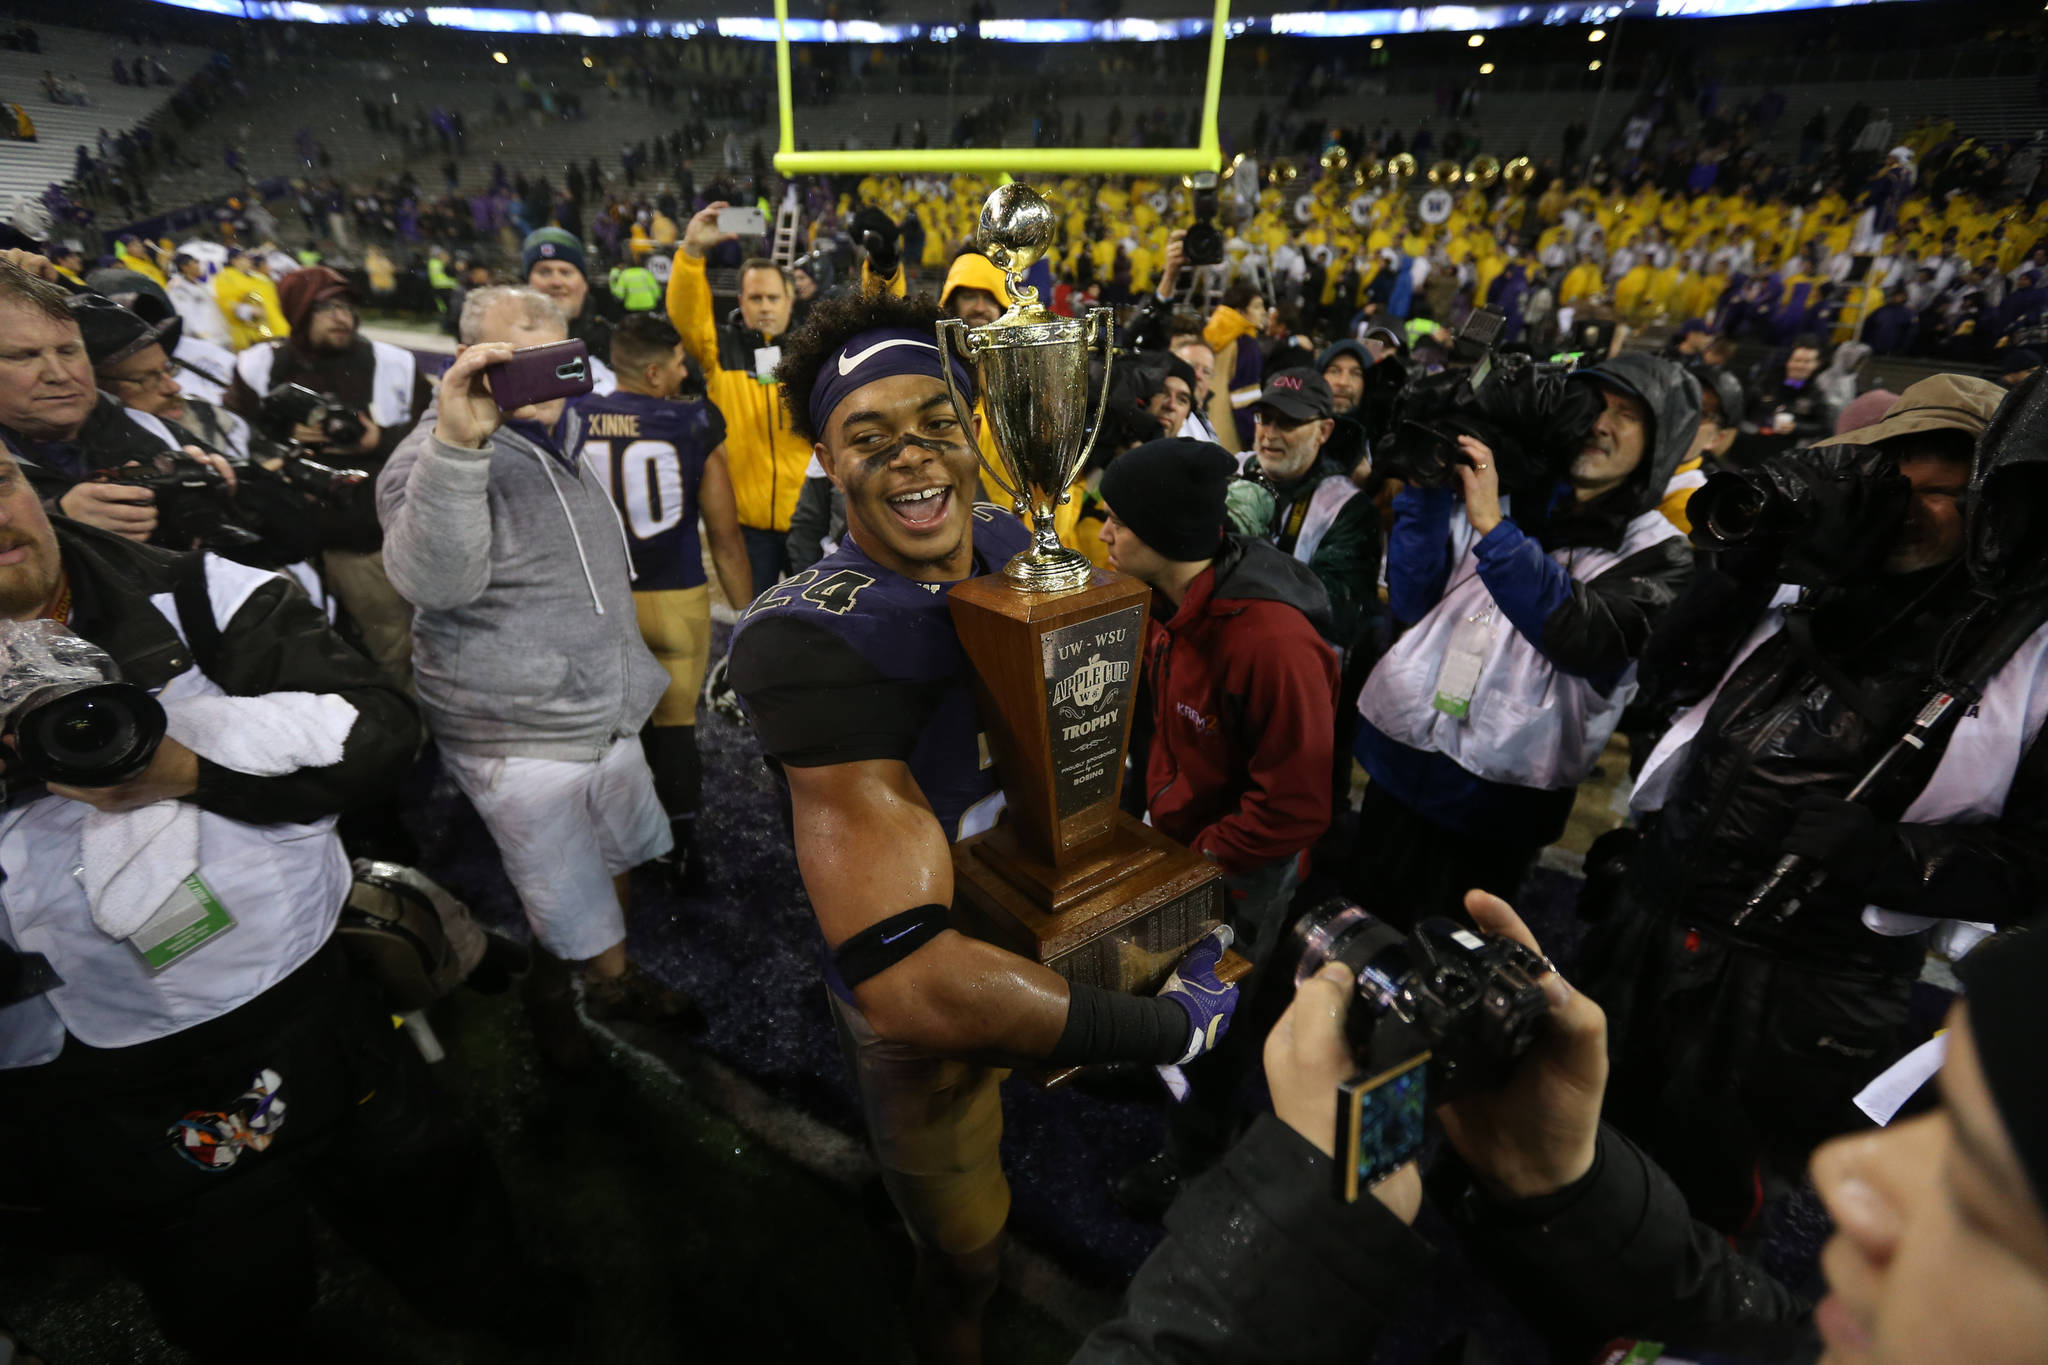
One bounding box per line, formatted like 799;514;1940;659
1288;904;1552;1202
1182;171;1225;268
1687;442;1913;585
94;449;262;554
1366;307;1602;495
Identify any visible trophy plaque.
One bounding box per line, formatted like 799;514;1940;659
938;183;1230;999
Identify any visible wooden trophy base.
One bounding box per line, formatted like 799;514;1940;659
951;812;1228;996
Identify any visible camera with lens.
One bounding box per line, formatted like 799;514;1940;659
0;620;168;789
94;449;261;554
1289;904;1553;1201
1182;171;1225;268
270;451;368;503
1368;308;1602;496
1687;442;1912;585
258;382;368;452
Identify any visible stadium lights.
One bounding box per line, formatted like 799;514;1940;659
1478;61;1494;73
140;0;1940;42
1467;33;1484;46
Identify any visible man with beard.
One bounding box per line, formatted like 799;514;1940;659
1583;373;2048;1235
1226;369;1380;654
1347;354;1698;926
225;267;432;691
727;289;1239;1365
522;226;624;375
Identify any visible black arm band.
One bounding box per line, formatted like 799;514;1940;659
833;906;949;989
1045;981;1192;1068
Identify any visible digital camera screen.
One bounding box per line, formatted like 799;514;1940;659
1339;1052;1430;1202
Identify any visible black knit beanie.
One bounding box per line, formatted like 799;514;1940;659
1097;437;1235;562
1957;920;2048;1216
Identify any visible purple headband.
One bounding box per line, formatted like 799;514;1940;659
807;326;975;437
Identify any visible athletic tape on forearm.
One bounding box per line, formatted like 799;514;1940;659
1045;981;1191;1067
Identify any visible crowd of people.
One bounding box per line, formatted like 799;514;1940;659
5;35;2048;1365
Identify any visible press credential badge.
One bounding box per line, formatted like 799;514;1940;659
1432;606;1498;719
128;874;236;973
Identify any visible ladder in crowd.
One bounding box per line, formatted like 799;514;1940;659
771;185;801;269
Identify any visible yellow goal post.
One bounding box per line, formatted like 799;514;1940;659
770;0;1228;177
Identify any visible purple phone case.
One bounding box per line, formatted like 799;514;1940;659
490;339;595;411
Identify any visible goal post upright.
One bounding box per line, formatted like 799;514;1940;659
770;0;1229;177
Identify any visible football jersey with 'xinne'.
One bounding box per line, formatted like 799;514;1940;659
575;389;727;592
727;503;1031;842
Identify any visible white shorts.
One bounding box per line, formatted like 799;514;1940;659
442;735;672;960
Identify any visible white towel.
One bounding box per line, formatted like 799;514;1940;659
82;691;358;940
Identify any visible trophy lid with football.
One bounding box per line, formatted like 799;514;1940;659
937;183;1232;1006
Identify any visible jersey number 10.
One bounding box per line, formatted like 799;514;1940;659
588;439;690;540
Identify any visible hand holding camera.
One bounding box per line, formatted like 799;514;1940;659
1157;228;1187;303
57;478;157;541
682;201;737;260
1268;891;1603;1206
1454;434;1504;536
1433;892;1606;1201
851;206;901;279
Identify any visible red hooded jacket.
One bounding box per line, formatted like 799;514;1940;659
1142;535;1340;876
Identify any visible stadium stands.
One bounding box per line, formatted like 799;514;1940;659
0;25;208;224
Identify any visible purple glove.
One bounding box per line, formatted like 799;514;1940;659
1157;925;1239;1065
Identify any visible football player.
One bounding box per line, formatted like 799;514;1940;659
581;313;753;884
728;289;1238;1364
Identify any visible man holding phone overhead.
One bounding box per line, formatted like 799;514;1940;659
667;202;816;595
377;285;700;1070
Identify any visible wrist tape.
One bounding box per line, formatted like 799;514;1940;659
1046;981;1192;1068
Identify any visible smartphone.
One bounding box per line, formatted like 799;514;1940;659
717;206;769;237
490;339;593;411
1335;1051;1431;1202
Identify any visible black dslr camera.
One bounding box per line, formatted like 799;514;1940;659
95;450;261;553
1288;904;1552;1202
258;382;369;452
1368;307;1602;496
1687;443;1913;585
255;383;372;504
1182;171;1225;268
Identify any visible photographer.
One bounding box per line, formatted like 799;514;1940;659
0;447;513;1355
1348;354;1699;925
1583;373;2048;1233
225;267;433;692
75;292;320;571
1078;892;2048;1365
0;260;244;542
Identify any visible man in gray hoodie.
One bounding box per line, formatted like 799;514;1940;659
378;286;696;1066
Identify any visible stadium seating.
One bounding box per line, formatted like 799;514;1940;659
0;25;208;224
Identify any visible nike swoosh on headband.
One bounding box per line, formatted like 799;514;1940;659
838;336;941;376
